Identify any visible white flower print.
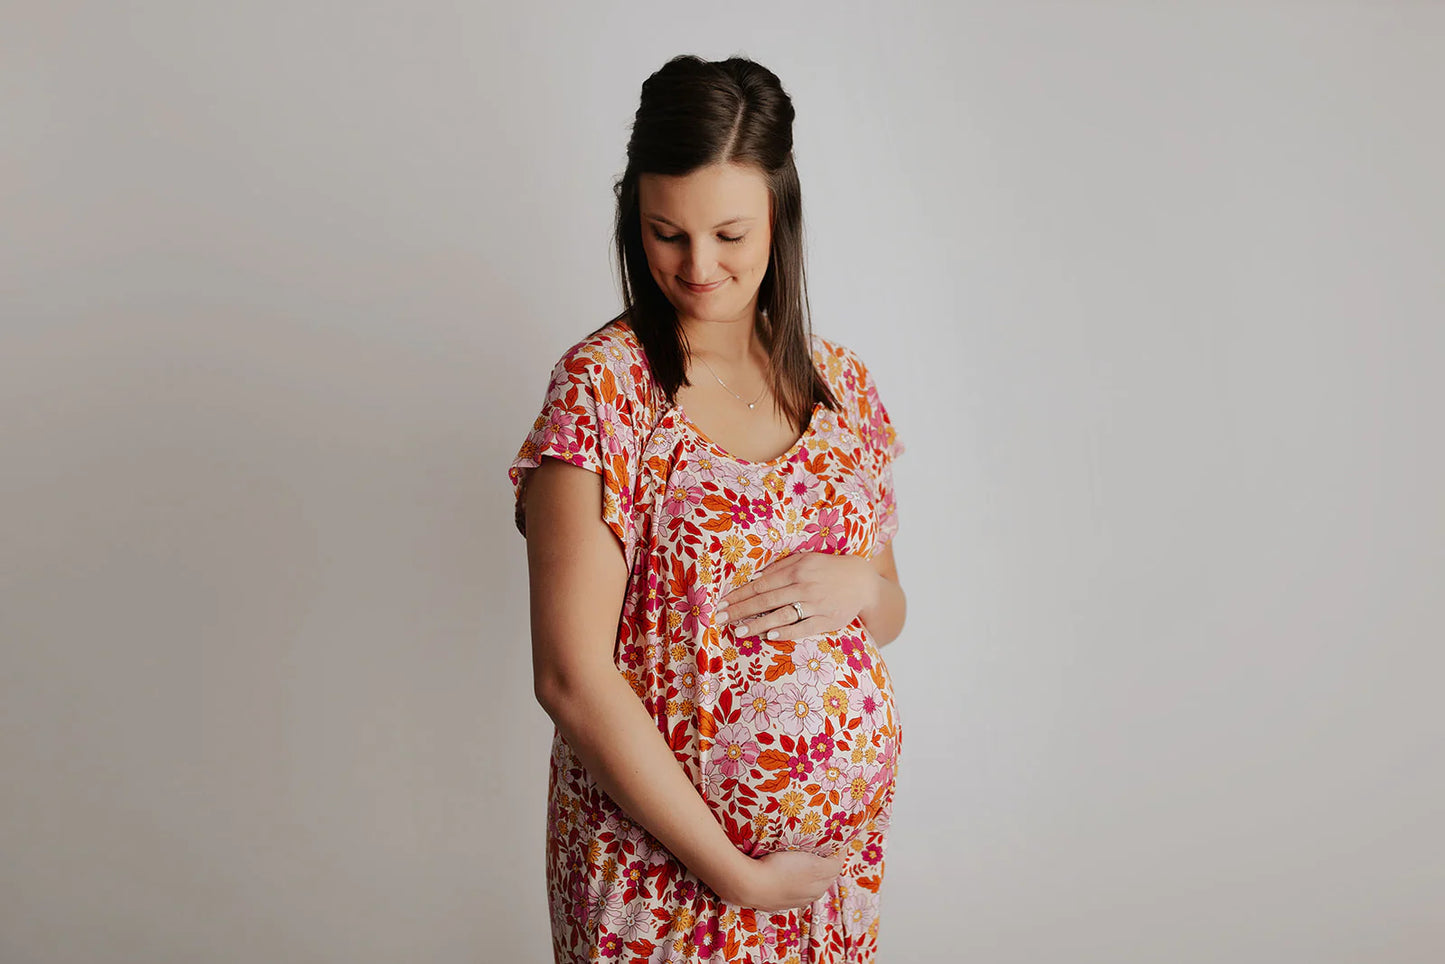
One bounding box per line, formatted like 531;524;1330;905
689;452;726;483
776;680;825;738
723;467;759;496
817;756;851;793
695;670;719;704
741;681;780;727
791;638;833;688
583;877;625;925
609;900;652;941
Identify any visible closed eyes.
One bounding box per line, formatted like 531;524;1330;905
652;229;745;244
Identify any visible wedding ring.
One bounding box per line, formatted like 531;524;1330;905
791;602;806;623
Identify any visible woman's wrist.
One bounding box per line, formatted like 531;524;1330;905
706;849;759;906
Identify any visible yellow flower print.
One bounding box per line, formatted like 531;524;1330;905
822;684;848;717
779;790;805;818
720;533;748;563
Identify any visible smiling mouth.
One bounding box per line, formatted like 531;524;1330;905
680;278;726;291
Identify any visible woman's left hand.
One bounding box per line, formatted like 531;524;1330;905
716;551;881;641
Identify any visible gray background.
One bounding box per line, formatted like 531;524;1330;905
3;1;1442;961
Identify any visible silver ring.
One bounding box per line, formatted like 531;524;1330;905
791;602;806;623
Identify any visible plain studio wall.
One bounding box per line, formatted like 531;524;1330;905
2;2;1441;962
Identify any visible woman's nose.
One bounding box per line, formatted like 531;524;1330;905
686;242;718;281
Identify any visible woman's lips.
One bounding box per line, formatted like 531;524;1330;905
680;278;727;293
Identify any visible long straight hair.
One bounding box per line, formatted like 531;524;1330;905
597;54;839;430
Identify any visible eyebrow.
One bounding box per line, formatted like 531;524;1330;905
643;214;756;229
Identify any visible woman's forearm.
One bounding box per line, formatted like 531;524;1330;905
858;569;906;647
537;665;754;902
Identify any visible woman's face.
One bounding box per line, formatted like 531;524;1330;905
637;162;773;329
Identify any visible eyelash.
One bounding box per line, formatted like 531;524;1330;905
652;230;745;244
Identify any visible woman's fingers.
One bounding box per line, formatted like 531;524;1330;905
731;611;832;642
717;582;798;628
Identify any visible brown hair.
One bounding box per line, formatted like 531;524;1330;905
596;54;839;430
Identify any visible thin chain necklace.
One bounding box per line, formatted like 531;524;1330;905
694;355;768;410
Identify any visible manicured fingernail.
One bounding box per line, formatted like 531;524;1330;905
715;608;728;621
735;623;748;636
766;630;779;640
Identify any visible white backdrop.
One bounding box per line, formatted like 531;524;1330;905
3;2;1442;962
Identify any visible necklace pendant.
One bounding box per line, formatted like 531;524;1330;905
748;402;755;409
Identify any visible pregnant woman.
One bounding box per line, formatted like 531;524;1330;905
508;54;907;963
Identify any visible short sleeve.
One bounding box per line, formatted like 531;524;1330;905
850;352;905;553
507;341;641;566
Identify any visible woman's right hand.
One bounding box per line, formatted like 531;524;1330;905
732;849;846;912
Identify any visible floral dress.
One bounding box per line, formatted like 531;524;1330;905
508;317;905;963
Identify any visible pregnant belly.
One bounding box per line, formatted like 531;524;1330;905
698;626;901;858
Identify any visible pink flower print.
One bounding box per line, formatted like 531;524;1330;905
741;681;780;726
680;582;712;636
693;917;724;956
541;407;576;450
710;722;760;779
800;506;846;553
791;638;832;687
854;675;888;730
785;748;813;781
727;493;758;527
807;731;834;763
777;680;824;738
874;737;899;785
823;810;850;840
860;840;884;865
594;399;626;456
664;481;703;518
736;635;762;657
748;495;777;528
597;932;623;958
643;569;664;615
838;635;872;672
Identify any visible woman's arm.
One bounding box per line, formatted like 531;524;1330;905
859;542;907;647
523;456;758;903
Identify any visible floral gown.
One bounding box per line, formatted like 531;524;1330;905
508;317;905;963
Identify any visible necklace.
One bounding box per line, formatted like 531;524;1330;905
695;355;768;410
